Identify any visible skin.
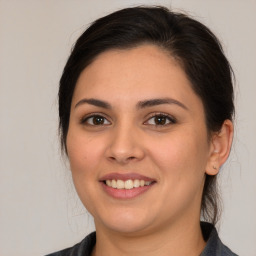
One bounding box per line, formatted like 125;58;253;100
66;44;233;256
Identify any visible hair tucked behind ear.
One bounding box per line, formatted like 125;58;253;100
58;6;234;225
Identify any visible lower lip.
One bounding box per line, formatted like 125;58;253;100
101;182;155;199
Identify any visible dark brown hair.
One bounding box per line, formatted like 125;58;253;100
58;6;234;224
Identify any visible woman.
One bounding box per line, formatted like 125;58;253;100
47;6;237;256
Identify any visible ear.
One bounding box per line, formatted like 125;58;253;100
206;120;234;175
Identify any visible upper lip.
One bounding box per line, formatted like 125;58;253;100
99;172;155;182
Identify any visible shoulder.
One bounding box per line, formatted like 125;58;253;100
45;232;96;256
200;222;238;256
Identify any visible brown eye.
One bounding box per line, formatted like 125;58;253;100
92;116;105;125
82;115;111;126
154;116;168;125
146;114;176;126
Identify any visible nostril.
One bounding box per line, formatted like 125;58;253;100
108;155;137;163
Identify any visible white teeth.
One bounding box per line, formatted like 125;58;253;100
116;180;125;189
105;179;153;189
124;179;133;189
133;179;140;188
111;179;117;188
106;180;112;186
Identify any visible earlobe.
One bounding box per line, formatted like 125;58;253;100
206;151;220;175
206;120;234;176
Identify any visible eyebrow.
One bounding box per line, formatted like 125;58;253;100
74;97;188;110
136;98;188;110
75;98;111;109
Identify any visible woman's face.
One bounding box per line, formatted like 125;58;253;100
67;44;214;235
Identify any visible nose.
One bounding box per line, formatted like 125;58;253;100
106;124;145;165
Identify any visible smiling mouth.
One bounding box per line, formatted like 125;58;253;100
100;173;156;199
104;179;154;189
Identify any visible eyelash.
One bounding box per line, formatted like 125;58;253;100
80;112;176;127
145;112;176;126
80;113;110;126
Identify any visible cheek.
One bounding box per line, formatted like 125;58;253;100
66;131;105;180
149;127;209;180
66;131;107;213
147;129;209;214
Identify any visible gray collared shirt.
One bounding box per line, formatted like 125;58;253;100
46;222;238;256
200;222;238;255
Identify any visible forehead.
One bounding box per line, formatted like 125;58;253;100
72;44;201;109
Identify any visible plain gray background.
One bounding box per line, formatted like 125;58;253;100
0;0;255;255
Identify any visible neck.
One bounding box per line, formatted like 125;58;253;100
92;218;206;256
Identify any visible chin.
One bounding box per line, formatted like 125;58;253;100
94;208;155;235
